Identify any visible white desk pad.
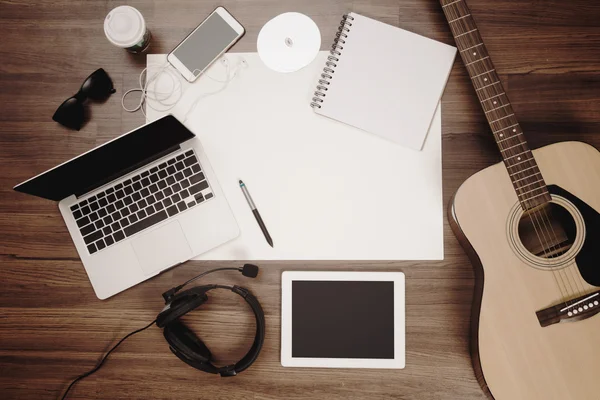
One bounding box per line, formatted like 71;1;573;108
146;52;443;260
281;271;405;368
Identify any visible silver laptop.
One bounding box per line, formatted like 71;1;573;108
14;115;239;299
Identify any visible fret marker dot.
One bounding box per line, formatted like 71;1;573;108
493;101;497;105
517;157;521;161
499;133;504;137
513;129;517;132
473;52;477;56
484;78;488;82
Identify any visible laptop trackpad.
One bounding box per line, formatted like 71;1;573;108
131;221;193;276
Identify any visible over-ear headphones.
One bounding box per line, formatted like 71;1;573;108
60;265;265;399
156;264;265;376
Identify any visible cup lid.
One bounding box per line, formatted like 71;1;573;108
104;6;146;48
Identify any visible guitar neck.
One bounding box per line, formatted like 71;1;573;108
440;0;551;209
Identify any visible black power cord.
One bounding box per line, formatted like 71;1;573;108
60;319;156;400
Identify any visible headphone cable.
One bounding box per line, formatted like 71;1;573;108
60;319;156;400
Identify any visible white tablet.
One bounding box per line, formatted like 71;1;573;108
281;271;405;369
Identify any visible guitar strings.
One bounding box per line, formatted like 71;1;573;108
509;160;586;305
533;199;586;299
533;207;582;301
505;157;575;305
488;122;573;304
537;199;587;296
527;209;571;306
541;205;589;295
481;94;578;303
493;128;584;303
528;203;578;297
494;139;573;305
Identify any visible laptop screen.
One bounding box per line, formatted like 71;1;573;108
14;116;195;201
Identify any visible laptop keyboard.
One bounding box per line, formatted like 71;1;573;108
69;150;214;255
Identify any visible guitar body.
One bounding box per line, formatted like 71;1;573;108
450;141;600;400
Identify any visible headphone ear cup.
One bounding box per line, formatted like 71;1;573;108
156;288;208;328
164;321;212;363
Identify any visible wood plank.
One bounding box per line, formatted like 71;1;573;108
0;0;599;399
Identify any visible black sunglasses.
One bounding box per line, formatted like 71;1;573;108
52;68;116;130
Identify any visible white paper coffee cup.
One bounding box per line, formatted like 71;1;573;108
104;6;151;53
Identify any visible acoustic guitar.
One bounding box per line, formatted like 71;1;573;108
440;1;600;399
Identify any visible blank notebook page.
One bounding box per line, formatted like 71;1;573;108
314;13;456;150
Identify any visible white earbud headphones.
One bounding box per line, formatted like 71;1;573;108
122;56;248;121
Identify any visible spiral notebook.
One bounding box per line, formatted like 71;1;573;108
311;13;456;151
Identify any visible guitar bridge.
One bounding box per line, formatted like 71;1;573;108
536;291;600;327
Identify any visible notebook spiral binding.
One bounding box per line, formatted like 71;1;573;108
310;14;355;109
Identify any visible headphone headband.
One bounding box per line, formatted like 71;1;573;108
230;285;266;374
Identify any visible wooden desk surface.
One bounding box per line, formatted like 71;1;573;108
1;1;599;399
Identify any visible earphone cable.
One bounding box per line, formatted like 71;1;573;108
60;319;157;400
122;57;247;119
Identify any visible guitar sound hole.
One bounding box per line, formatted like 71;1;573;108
517;203;577;259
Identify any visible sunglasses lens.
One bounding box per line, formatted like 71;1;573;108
81;68;116;100
53;97;85;130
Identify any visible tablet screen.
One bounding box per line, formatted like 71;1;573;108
291;280;395;359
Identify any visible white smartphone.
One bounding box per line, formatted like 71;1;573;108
167;7;245;82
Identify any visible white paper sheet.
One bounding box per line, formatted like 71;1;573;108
146;52;443;260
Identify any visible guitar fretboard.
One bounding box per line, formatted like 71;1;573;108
440;0;551;210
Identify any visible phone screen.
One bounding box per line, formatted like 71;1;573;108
173;12;239;76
